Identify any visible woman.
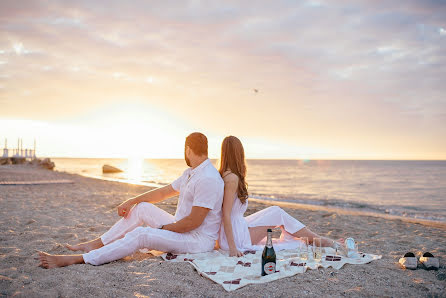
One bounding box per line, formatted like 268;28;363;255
218;136;342;257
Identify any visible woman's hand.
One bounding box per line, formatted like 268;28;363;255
117;199;134;218
229;247;244;257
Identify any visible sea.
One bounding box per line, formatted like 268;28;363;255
52;158;446;223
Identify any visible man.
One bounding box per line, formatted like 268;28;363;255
38;132;224;268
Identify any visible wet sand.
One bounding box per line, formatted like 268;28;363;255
0;165;445;297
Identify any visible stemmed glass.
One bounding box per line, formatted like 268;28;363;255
351;242;360;258
313;238;322;262
299;237;309;261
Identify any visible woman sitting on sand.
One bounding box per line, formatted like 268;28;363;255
218;136;343;257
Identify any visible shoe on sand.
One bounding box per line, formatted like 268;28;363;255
419;252;439;271
399;252;417;270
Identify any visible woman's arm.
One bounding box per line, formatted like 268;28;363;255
222;173;244;257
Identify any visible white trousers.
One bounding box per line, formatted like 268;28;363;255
82;202;215;265
246;206;306;235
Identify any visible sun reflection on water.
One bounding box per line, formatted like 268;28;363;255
126;157;144;182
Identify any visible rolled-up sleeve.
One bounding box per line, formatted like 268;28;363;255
171;171;186;192
192;177;220;210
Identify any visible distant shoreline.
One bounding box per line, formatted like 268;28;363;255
49;157;446;161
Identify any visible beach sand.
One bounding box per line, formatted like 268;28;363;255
0;165;445;297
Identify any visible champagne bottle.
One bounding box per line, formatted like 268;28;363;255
261;229;276;276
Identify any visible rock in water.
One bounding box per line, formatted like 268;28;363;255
0;158;11;165
40;158;55;170
11;157;26;164
103;164;123;173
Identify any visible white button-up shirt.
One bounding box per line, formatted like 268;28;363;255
171;159;224;240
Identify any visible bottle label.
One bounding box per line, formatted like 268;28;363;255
263;262;276;274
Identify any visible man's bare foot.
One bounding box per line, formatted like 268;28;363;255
65;238;103;253
38;251;84;269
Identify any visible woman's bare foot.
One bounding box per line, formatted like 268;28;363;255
65;238;103;253
38;251;84;268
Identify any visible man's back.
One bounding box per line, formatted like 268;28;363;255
172;159;224;240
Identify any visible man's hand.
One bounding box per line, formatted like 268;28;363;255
117;199;135;218
115;185;178;219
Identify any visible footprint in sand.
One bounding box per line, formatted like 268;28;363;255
25;219;36;225
49;243;65;252
62;233;77;240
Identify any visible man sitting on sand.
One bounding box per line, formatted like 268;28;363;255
38;132;224;268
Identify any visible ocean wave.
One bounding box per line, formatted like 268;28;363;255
75;173;446;223
77;173;446;223
53;158;446;224
248;193;446;223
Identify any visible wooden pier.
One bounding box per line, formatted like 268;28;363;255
2;138;36;159
1;138;38;165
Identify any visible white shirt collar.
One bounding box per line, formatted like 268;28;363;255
190;158;210;175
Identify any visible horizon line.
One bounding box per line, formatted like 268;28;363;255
44;156;446;161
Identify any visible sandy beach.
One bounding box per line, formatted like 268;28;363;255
0;165;445;297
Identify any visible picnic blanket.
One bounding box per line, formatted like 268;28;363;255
160;247;381;291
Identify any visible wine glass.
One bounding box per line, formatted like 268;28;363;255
313;238;322;262
299;237;309;261
334;241;341;256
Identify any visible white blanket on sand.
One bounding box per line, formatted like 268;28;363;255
159;247;381;291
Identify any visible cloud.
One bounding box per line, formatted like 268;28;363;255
12;42;30;55
0;0;445;158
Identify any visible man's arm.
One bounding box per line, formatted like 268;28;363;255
161;206;210;233
118;184;179;217
132;184;179;204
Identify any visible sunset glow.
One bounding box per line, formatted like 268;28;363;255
0;1;445;159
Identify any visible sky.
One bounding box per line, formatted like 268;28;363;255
0;0;445;159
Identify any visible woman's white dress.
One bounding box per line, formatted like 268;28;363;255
219;197;306;252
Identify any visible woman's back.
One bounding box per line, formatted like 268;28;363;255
222;171;248;219
219;194;254;251
219;171;254;251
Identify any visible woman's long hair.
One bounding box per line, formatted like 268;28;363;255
218;136;249;204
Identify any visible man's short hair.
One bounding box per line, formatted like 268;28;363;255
185;132;208;156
